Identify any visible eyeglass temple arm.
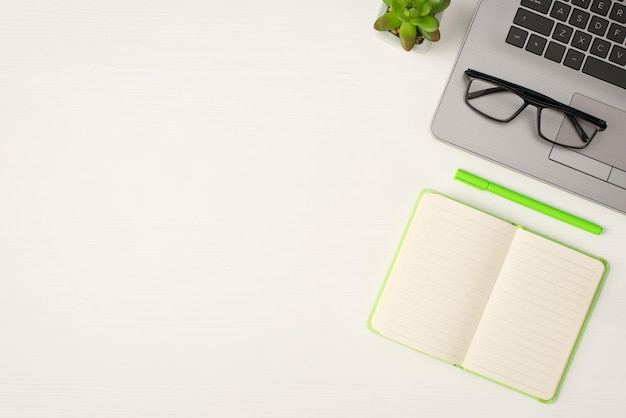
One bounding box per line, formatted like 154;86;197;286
566;113;591;143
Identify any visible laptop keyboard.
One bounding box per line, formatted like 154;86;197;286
506;0;626;89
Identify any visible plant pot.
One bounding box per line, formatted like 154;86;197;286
374;3;443;53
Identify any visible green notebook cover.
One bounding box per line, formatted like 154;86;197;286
368;189;609;403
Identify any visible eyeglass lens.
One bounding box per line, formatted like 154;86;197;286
466;78;599;149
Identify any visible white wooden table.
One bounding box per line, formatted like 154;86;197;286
1;1;625;416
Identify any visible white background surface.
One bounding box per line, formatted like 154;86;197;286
1;1;625;416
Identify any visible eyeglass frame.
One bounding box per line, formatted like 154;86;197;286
463;69;607;149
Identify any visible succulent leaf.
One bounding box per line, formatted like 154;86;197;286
422;29;441;42
399;20;417;51
415;15;439;32
388;0;403;12
374;12;402;31
407;8;419;18
418;4;432;16
430;0;451;14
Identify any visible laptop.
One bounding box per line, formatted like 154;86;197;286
432;0;626;214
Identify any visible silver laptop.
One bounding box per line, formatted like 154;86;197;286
432;0;626;214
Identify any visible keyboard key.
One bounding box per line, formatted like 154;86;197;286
522;0;553;14
569;8;591;28
588;15;610;36
527;34;548;54
551;1;572;21
583;56;626;88
609;2;626;24
506;26;529;47
590;37;611;58
514;8;555;35
545;41;567;61
571;0;591;9
609;44;626;66
590;0;611;16
607;22;626;43
571;30;593;51
553;22;574;42
564;48;586;69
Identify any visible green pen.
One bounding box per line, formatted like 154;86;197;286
454;169;603;235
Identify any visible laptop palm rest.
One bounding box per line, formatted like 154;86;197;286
549;93;626;190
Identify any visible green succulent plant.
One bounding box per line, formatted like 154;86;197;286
374;0;451;51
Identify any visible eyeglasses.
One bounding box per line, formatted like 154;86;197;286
464;69;607;149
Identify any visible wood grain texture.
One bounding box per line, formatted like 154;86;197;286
1;1;625;417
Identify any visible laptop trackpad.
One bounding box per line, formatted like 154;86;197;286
549;94;626;189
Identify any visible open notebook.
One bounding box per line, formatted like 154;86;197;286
368;190;608;402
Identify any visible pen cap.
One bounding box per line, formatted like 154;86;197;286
454;169;490;190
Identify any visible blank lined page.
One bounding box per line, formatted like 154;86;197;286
462;229;606;401
370;192;517;365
